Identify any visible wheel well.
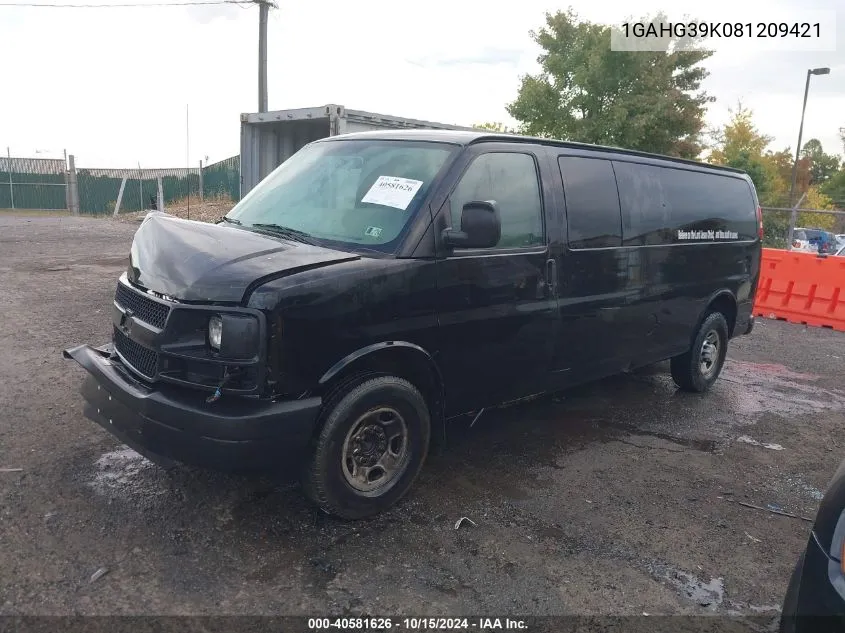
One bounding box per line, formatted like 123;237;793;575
319;347;444;431
707;293;737;337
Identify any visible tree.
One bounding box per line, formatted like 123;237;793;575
760;149;797;207
506;10;713;158
798;186;836;231
800;138;841;185
820;169;845;210
708;103;773;165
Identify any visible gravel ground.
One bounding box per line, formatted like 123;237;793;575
2;214;845;619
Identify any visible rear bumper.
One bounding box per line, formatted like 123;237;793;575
64;343;322;472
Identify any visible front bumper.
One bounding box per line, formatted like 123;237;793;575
64;343;322;472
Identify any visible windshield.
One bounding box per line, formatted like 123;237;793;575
226;139;457;253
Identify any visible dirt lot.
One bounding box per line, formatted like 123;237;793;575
2;214;845;619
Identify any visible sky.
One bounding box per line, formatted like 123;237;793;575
0;0;841;169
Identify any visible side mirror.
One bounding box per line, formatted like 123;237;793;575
442;200;501;249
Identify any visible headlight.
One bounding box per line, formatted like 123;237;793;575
208;314;223;350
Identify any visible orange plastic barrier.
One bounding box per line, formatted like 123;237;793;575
753;248;845;332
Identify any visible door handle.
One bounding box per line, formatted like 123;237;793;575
546;258;557;292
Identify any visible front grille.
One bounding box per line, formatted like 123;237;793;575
115;282;170;329
113;326;158;379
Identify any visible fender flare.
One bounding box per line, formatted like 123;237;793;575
318;341;442;386
699;289;738;333
317;341;447;442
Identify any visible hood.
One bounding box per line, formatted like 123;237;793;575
127;212;360;302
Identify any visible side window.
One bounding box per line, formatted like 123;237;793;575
614;161;758;246
450;152;544;248
558;156;622;248
612;161;670;246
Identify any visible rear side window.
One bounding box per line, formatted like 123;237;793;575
558;156;622;249
613;162;757;246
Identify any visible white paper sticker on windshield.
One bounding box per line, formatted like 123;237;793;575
364;226;383;238
361;176;423;210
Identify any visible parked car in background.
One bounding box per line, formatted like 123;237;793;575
816;231;839;254
797;228;838;254
780;456;845;632
834;243;845;257
836;234;845;249
792;229;818;253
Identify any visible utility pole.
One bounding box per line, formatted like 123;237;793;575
257;0;275;113
255;0;276;184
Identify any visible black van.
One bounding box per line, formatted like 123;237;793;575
65;130;762;518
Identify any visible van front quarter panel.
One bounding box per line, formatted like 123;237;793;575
246;256;442;401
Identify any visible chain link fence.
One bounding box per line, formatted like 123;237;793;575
78;167;202;216
0;153;68;210
202;155;240;202
2;149;242;216
761;207;845;250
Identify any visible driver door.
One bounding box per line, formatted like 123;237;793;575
432;144;560;416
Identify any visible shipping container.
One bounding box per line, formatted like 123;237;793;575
239;104;478;197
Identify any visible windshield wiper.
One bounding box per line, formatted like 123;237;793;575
219;216;241;225
249;223;316;245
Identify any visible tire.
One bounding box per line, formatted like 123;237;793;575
670;311;729;392
779;552;805;633
301;375;431;520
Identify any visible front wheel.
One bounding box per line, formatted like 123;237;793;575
301;375;431;520
670;311;729;392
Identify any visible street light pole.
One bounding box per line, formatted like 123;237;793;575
786;66;830;250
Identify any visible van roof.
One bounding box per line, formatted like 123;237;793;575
325;129;747;175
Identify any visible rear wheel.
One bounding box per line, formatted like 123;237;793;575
301;375;431;520
670;311;729;392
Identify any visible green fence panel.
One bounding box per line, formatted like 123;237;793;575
202;156;240;202
78;169;201;215
0;156;67;210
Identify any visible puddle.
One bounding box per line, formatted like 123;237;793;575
648;563;725;609
601;421;718;453
88;447;161;496
721;360;845;417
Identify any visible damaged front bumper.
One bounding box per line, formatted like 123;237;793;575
63;343;322;472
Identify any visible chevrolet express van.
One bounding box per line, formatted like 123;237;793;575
65;130;762;519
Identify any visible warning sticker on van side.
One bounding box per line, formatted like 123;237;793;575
677;229;739;240
361;176;423;210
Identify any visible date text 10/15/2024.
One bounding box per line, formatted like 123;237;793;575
308;618;528;631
